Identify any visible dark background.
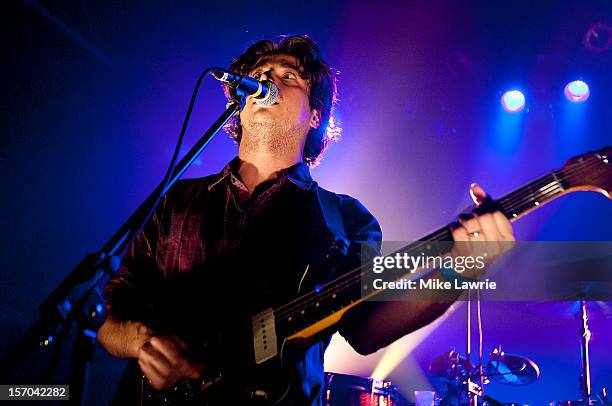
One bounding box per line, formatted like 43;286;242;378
1;1;611;404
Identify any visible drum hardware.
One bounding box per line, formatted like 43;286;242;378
485;345;540;386
430;349;475;382
429;346;540;405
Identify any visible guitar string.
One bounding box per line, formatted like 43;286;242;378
499;180;562;214
278;160;598;318
274;155;607;320
273;156;606;320
274;158;598;317
498;172;561;212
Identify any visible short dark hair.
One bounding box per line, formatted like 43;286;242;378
223;35;340;167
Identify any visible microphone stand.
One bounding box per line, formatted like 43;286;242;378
1;95;244;404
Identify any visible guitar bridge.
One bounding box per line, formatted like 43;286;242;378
252;308;278;364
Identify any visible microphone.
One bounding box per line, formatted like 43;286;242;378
211;68;279;106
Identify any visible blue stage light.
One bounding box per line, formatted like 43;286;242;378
501;90;526;113
564;80;590;103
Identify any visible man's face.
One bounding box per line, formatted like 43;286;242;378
238;53;320;150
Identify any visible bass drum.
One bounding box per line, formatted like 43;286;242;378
324;372;407;406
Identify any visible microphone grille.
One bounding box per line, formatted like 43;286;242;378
254;81;279;106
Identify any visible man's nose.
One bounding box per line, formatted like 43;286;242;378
259;70;272;82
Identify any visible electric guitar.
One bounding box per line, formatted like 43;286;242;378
138;147;611;405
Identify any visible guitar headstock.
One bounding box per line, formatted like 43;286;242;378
561;146;612;199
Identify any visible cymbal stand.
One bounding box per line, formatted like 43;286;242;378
579;300;592;405
465;290;484;406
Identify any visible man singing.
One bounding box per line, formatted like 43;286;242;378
97;35;514;405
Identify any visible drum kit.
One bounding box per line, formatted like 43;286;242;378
324;299;611;406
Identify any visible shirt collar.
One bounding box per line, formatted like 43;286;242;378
207;157;316;192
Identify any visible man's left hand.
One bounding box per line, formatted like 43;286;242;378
449;183;515;277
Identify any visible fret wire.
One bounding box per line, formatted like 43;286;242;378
498;179;562;216
497;173;558;213
500;186;564;218
499;185;562;215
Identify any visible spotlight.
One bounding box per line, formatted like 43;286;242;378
583;23;612;52
564;80;590;103
501;90;525;113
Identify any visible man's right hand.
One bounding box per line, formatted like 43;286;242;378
138;335;207;391
97;317;206;390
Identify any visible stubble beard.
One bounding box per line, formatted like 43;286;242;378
240;117;309;156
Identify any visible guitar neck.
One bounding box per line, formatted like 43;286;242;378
279;149;611;340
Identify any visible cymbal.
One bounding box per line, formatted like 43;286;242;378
485;353;540;386
429;350;474;381
526;300;612;320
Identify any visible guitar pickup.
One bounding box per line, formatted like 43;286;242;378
252;308;278;364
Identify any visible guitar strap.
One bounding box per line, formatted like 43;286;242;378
315;186;350;260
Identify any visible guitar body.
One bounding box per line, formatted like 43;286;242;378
114;257;341;405
114;287;301;405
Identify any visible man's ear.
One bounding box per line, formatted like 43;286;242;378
309;109;322;129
